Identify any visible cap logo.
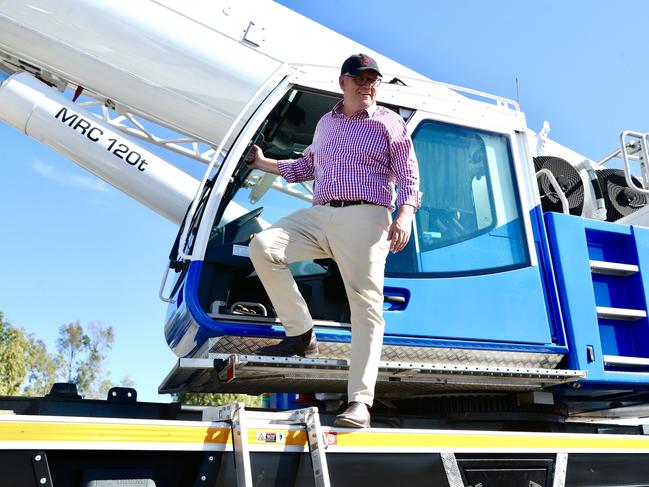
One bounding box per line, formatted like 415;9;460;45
361;56;371;66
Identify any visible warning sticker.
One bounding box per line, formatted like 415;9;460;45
255;431;286;444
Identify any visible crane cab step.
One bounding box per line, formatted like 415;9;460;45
159;354;585;395
589;260;639;276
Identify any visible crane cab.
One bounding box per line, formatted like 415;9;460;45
163;65;569;388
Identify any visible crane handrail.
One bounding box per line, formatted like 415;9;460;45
536;168;570;214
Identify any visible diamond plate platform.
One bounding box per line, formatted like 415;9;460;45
197;335;565;369
159;354;585;396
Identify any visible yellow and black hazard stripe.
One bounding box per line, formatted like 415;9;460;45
3;416;649;454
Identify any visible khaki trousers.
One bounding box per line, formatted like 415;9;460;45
248;204;391;406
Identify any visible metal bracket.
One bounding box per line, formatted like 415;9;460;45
32;452;54;487
192;451;223;487
107;386;137;403
242;21;265;47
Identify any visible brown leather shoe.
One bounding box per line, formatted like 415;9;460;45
258;329;318;357
333;402;370;428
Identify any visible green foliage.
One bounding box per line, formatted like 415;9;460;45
0;312;127;399
2;311;265;405
0;312;31;395
22;336;62;397
56;321;115;398
176;392;262;408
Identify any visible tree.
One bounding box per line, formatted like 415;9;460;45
22;336;61;397
0;312;131;399
56;321;115;398
0;313;59;396
0;312;31;395
176;392;262;408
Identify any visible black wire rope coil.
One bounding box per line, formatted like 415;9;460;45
596;168;648;221
533;156;584;216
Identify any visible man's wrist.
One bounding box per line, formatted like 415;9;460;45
258;157;280;175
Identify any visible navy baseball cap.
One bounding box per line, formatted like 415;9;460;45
341;53;382;77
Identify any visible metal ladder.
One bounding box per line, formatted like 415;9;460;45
204;402;331;487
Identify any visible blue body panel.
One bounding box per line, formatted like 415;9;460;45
164;258;567;358
164;206;565;358
383;265;551;343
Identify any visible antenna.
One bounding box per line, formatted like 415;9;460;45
515;77;520;107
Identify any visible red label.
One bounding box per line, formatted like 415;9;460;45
325;432;337;446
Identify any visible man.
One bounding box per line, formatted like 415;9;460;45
247;53;421;428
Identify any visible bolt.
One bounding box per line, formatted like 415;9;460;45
201;475;206;482
34;455;42;462
209;456;214;461
40;478;47;485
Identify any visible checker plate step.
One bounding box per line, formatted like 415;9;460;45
159;354;585;396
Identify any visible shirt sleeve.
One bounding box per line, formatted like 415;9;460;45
277;144;315;183
388;118;422;209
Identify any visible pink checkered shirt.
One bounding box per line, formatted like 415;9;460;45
277;101;421;211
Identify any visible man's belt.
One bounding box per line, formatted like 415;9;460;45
325;200;374;208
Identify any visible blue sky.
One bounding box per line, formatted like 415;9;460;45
1;1;648;402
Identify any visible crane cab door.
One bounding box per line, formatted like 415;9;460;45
382;112;557;345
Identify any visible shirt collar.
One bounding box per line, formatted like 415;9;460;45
332;100;378;118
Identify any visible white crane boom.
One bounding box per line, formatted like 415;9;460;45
0;0;430;224
0;0;426;148
0;72;198;224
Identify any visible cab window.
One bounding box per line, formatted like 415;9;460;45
386;120;529;276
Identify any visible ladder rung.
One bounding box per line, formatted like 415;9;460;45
604;355;649;367
596;306;647;321
244;409;317;424
590;260;639;276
